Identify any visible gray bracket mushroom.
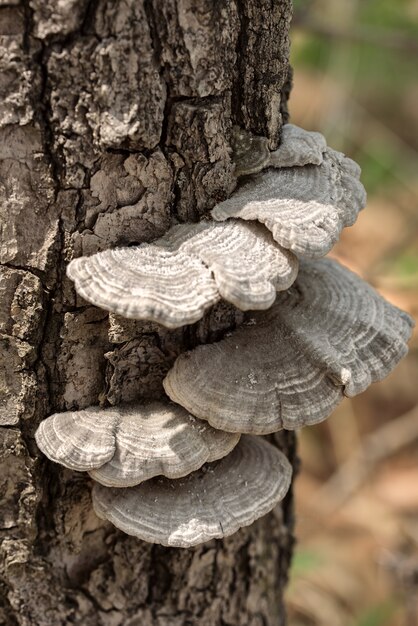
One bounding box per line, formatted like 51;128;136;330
164;259;414;434
67;219;298;328
212;147;366;258
34;122;414;548
232;123;328;177
92;435;292;548
35;402;240;486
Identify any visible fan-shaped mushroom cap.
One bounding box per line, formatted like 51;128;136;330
67;220;298;328
67;245;218;329
164;259;414;434
166;220;297;310
35;407;119;471
269;124;327;168
232;126;271;177
92;435;292;547
35;403;240;484
232;124;327;177
212;149;367;258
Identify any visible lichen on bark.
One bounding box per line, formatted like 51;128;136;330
0;1;295;624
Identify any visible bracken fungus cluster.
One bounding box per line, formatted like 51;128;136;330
35;124;414;548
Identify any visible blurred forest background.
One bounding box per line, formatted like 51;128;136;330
286;1;418;625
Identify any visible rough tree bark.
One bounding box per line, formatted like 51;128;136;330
0;2;296;624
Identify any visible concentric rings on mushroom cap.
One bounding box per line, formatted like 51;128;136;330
212;148;366;258
67;219;298;328
92;435;292;548
232;124;327;177
164;259;414;434
35;402;240;485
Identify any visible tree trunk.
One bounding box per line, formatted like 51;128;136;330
0;1;296;624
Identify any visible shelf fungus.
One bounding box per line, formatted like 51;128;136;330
232;124;327;177
164;259;414;434
35;402;240;485
92;435;292;547
269;124;328;168
212;148;366;258
67;219;298;328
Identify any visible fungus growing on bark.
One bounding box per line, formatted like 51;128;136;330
212;148;366;258
269;123;327;168
92;435;292;547
67;242;217;329
164;259;414;434
35;402;240;485
232;126;270;177
33;119;414;550
232;123;327;177
35;407;118;471
67;219;298;328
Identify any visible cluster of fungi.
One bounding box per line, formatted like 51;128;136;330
35;124;414;548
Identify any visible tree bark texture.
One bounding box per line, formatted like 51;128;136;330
0;2;295;624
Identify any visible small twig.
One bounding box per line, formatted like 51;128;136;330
312;403;418;513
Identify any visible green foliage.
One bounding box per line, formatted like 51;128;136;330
384;249;418;287
290;0;418;196
351;600;398;626
355;141;399;195
289;549;324;579
292;0;310;10
291;0;418;88
393;252;418;278
358;0;418;35
291;35;330;71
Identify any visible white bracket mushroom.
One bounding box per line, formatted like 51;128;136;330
212;147;366;258
92;435;292;548
164;259;414;434
34;121;414;549
67;219;298;328
35;402;240;486
232;123;328;177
